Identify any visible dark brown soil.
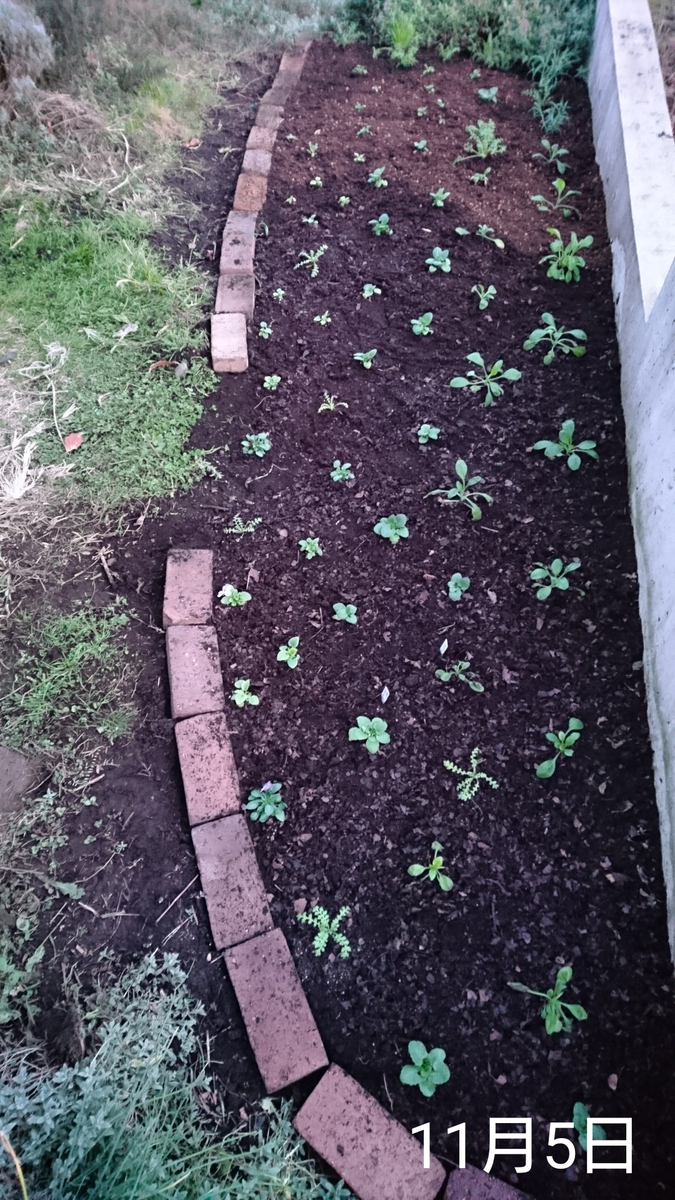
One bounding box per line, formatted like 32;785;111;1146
37;40;675;1200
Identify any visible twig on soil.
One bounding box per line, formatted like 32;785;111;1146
155;873;199;923
382;1073;394;1110
98;548;119;587
162;914;191;945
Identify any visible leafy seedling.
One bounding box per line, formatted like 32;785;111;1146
369;213;392;236
368;166;388;187
354;152;366;164
351;64;368;76
528;87;569;134
277;636;300;669
354;349;378;368
333;602;357;624
533;419;598;470
263;374;281;391
218;584;251;607
272;288;285;302
354;101;367;110
478;86;498;102
331;460;354;482
318;391;348;413
471;167;492;186
469;67;481;80
307;141;318;157
302;213;318;226
408;841;453;891
294;244;328;277
533;137;569;173
531;177;581;218
417;423;440;444
455;119;506;162
241;432;271;457
224;514;262;536
413;139;429;153
426;247;451;273
314;310;332;325
400;1042;451;1097
231;679;259;707
423;64;435;74
416;105;428;117
573;1103;607;1152
258;321;272;339
535;717;583;778
436;661;484;692
299;537;322;558
309;176;323;187
411;311;434;336
297;905;352;957
524;312;587;364
530;557;581;600
476;223;505;249
285;195;297;205
357;124;372;136
362;282;382;298
541;228;593;282
472;283;497;310
246;782;286;823
447;573;470;601
339;195;351;206
374;513;408;544
426;458;493;521
508;965;588;1034
444;747;499;801
424;82;435;92
450;352;521;405
430;186;450;207
348;715;390;754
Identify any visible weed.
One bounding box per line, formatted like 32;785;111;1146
354;349;378;368
533;138;569;173
277;636;300;669
530;557;581;600
241;432;271;457
400;1042;451;1097
309;176;323;187
509;965;587;1034
541;228;593;281
339;195;351;207
330;460;354;482
447;573;470;602
535;717;583;778
362;282;382;298
302;213;319;226
426;247;451;273
444;748;499;801
246;782;286;823
531;177;581;218
472;283;497;310
417;423;440;444
374;513;408;544
411;311;433;336
368;213;391;236
272;287;285;302
573;1102;607;1151
299;537;323;558
348;715;390;753
224;514;262;535
258;320;272;340
413;139;429;152
430;186;450;206
450;352;521;405
524;312;587;363
355;101;367;110
455;119;506;162
354;151;366;163
297;905;352;957
307;141;318;157
533;419;598;470
476;223;505;248
333;602;357;624
529;88;569;133
387;10;419;67
263;374;281;391
294;244;328;277
471;167;492;185
408;841;453;891
314;310;332;326
217;583;251;607
357;124;372;136
426;458;493;521
436;661;484;693
352;64;368;76
230;678;259;707
368;166;388;189
318;391;348;413
478;86;498;102
286;195;297;204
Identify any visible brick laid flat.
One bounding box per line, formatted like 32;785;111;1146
445;1166;533;1200
247;124;277;153
294;1065;446;1200
224;210;258;239
261;85;293;106
271;67;302;89
215;273;255;318
219;228;255;275
192;814;273;949
233;173;268;212
174;712;240;826
166;626;225;719
225;929;328;1092
254;104;284;131
163;548;213;628
242;148;272;176
279;45;310;74
211;312;248;373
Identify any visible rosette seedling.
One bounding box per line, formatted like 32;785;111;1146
368;165;388;187
508;965;587;1035
454;119;506;162
541;228;593;282
533;137;569;173
535;717;583;778
297;905;352;958
374;513;409;544
299;537;323;558
478;86;498;103
314;310;331;325
430;186;450;207
241;432;271;457
444;747;499;801
277;636;300;669
231;679;259;707
369;213;391;236
218;584;251;607
426;459;492;521
417;423;440;444
530;557;581;600
413;139;429;153
294;244;328;277
425;247;451;273
436;661;484;692
362;282;382;298
330;460;354;482
400;1042;451;1097
263;374;281;390
348;715;390;754
408;841;453;891
258;321;272;339
411;311;434;336
573;1103;607;1152
450;352;521;405
472;283;496;310
524;312;587;364
333;602;357;624
318;391;348;413
309;176;323;187
447;573;470;601
354;349;378;368
471;167;491;186
476;223;505;248
246;782;286;823
530;177;581;218
533;419;598;470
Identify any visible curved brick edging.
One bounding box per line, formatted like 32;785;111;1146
210;43;312;374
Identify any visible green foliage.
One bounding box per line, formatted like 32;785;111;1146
387;9;420;66
400;1041;451;1097
318;391;348;413
471;166;492;186
530;177;581;218
444;747;499;801
307;141;319;157
351;64;368;75
533;137;569;173
523;312;586;363
258;321;273;339
430;186;450;206
426;458;492;521
348;715;390;753
368;213;391;236
314;310;331;325
353;151;366;162
362;282;382;298
263;374;281;390
530;556;581;600
294;244;328;277
339;195;351;206
417;423;440;444
417;105;428;116
447;573;470;601
541;227;593;281
411;311;433;335
508;964;588;1034
303;214;319;226
354;348;378;368
299;537;323;558
224;514;262;536
230;678;259;707
478;86;498;102
426;247;451;273
367;165;388;187
297;905;352;957
333;602;358;624
476;223;505;248
533;419;597;470
241;432;271;457
374;513;408;544
435;661;484;692
309;175;323;187
529;88;569;133
536;717;583;778
450;351;521;405
246;782;286;823
472;282;496;310
272;287;285;302
330;460;354;482
408;841;453;891
217;584;251;607
357;125;372;136
455;119;506;162
573;1102;607;1152
0;942;45;1027
413;138;429;152
277;636;300;669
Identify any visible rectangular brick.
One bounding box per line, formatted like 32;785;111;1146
211;313;248;373
255;104;284;130
279;44;311;74
261;85;292;106
215;273;255;318
225;929;328;1092
192;814;273;949
294;1064;446;1200
242;148;272;176
246;125;276;153
225;210;258;239
174;712;240;827
166;625;225;719
233;173;268;212
219;228;254;275
445;1166;533;1200
163;548;213;629
272;69;301;90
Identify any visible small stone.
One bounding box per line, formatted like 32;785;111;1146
445;1164;534;1198
293;898;307;913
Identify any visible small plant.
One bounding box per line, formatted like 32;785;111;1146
417;423;440;444
531;177;581;218
302;213;318;226
533;419;598;470
530;557;581;600
573;1103;607;1152
400;1042;451;1097
354;151;366;163
416;105;428;116
318;391;348;413
258;321;272;339
348;715;390;753
471;167;492;186
285;195;297;205
443;747;499;801
469;68;481;80
299;537;323;558
411;311;434;336
309;175;323;187
331;460;354;482
277;636;300;669
436;661;484;692
472;283;497;310
224;513;262;535
263;374;281;390
430;186;450;206
368;166;388;187
413;139;429;153
218;583;252;607
455;225;470;236
476;223;505;249
351;64;368;75
314;310;332;325
541;228;593;282
355;101;367;110
354;349;378;368
231;678;259;707
339;195;351;207
455;119;506;162
524;312;587;363
437;98;446;110
362;282;382;298
246;781;286;823
333;602;357;624
426;459;493;521
294;244;328;277
450;352;521;405
408;841;453;891
374;513;409;544
369;213;392;236
307;141;318;157
530;89;569;134
272;287;285;302
297;905;352;958
242;432;271;457
423;64;435;74
357;124;372;136
478;86;498;103
508;965;587;1034
426;247;451;273
533;137;569;173
535;717;583;778
447;573;470;602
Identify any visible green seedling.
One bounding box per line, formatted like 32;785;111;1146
302;213;318;226
349;715;390;753
530;557;581;600
339;195;351;207
246;781;286;823
331;460;354;482
573;1103;607;1152
354;349;378;368
533;419;598;470
416;105;428;116
455;226;471;236
469;68;481;80
455;119;506;162
476;223;505;249
531;177;581;218
508;965;588;1034
309;176;323;187
478;86;498;103
307;141;318;157
355;101;367;111
524;312;587;363
314;310;332;325
333;602;358;624
272;287;285;302
417;423;440;444
374;513;408;544
294;244;328;277
297;905;352;958
218;584;251;607
369;213;392;236
436;661;484;692
299;537;323;558
318;391;348;413
408;841;453;891
285;195;297;205
450;352;521;405
430;186;450;207
354;151;366;163
357;124;372;136
535;717;583;778
472;283;497;310
263;374;281;391
437;98;446;110
231;678;259;707
444;747;499;801
242;432;271;457
362;282;382;298
224;514;262;536
541;228;593;282
447;573;470;601
426;247;451;273
411;311;434;336
400;1042;451;1097
426;458;493;521
368;166;388;187
533;137;569;173
471;167;492;186
423;64;435;74
352;64;368;75
258;321;272;339
277;636;300;669
528;86;569;134
413;139;429;153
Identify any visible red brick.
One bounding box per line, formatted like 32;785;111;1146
174;712;240;827
191;814;273;949
255;104;284;131
219;228;254;275
279;44;311;74
225;929;328;1092
225;210;258;239
242;148;272;176
215;273;255;318
261;85;292;106
233;173;268;212
272;68;301;90
445;1166;533;1200
294;1064;446;1200
246;125;276;153
166;626;225;719
211;313;248;373
163;548;213;628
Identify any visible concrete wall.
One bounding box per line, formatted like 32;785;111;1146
589;0;675;957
